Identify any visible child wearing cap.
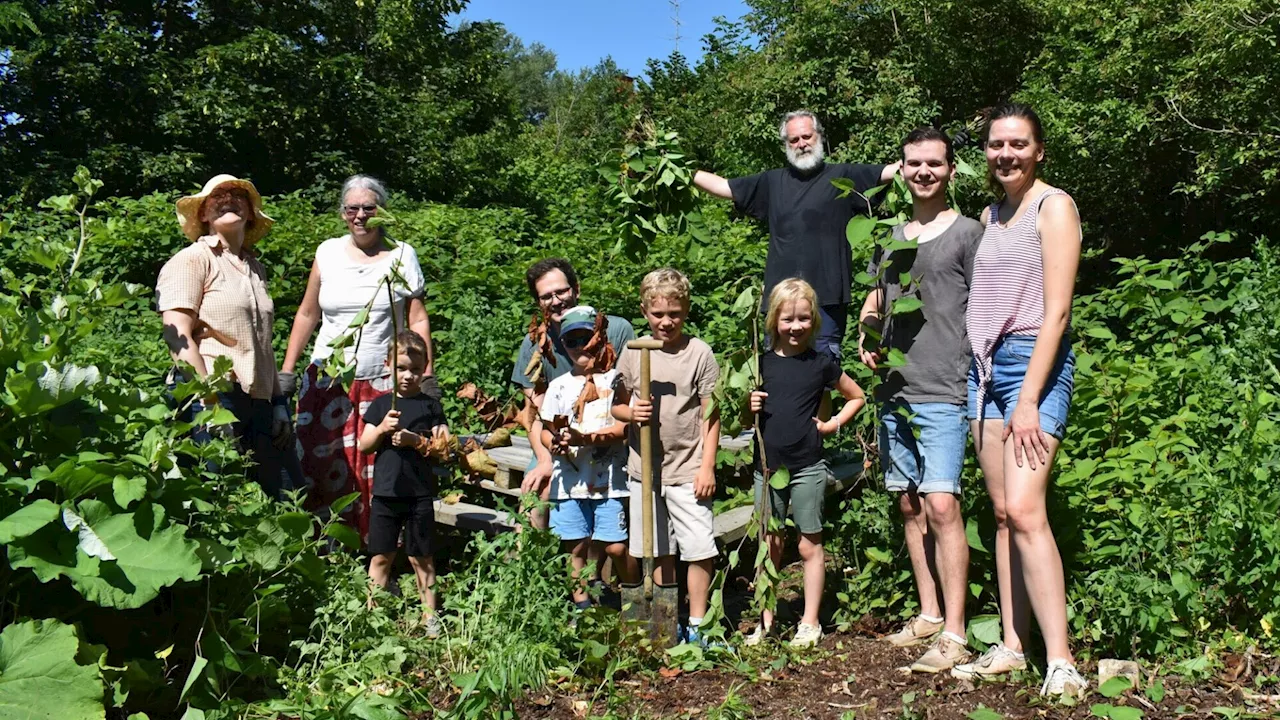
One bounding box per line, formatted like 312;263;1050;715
536;306;639;610
612;268;721;646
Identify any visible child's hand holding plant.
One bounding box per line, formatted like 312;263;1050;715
378;409;401;436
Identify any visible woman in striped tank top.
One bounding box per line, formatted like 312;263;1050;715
949;104;1087;697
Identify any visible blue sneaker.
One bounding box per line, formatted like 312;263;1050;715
682;623;705;647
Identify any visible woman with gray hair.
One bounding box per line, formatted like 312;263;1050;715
281;174;437;543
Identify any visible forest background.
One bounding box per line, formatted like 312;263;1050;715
1;0;1279;718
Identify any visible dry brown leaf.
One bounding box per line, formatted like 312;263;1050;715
425;434;452;462
658;666;683;679
483;427;512;448
462;448;497;478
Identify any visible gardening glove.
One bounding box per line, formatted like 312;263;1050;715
271;404;294;450
277;371;298;397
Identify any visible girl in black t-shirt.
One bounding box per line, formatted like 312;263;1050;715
745;278;866;649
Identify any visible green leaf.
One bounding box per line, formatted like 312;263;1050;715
846;215;876;247
1;362;101;417
0;619;105;720
968;707;1003;720
112;476;147;509
1091;704;1143;720
968;614;1002;645
324;523;361;551
731;286;758;314
347;306;371;329
1145;681;1165;703
0;500;61;543
330;491;360;516
884;349;908;368
1099;676;1133;698
179;656;208;702
768;466;791;490
10;502;201;609
1084;326;1116;340
891;297;923;315
965;517;988;554
864;546;892;563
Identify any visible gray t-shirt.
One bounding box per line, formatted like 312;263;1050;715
510;314;636;390
866;216;983;404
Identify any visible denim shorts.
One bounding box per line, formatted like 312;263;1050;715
549;497;629;543
878;401;967;494
967;335;1075;439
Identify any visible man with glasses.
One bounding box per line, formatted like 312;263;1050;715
512;258;635;530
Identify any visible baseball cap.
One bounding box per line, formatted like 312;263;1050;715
559;305;598;337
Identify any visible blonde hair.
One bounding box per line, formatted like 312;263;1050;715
639;267;691;309
765;278;821;350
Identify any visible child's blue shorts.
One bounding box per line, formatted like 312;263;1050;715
549;497;628;543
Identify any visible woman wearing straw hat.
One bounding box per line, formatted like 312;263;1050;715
156;174;302;499
280;174;435;544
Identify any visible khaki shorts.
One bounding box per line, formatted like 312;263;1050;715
627;479;718;562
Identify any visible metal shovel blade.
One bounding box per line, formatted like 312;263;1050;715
620;560;679;647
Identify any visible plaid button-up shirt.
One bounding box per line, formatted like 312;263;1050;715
156;236;279;400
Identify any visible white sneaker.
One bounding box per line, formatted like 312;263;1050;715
743;622;774;647
789;622;823;648
950;644;1027;680
884;615;944;648
424;613;442;639
1040;659;1087;698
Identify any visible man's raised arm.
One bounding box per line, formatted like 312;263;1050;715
693;170;733;200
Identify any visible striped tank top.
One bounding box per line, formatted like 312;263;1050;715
966;188;1073;414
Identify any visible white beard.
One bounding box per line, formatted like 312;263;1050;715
786;143;825;172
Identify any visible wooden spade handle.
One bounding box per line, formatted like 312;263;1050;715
626;337;664;595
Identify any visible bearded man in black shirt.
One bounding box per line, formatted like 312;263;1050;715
693;110;900;361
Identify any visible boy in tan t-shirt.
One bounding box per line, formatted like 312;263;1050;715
612;268;721;646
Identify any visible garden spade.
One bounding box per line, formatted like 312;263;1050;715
620;338;679;647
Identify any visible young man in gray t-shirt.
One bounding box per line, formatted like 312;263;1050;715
858;128;982;674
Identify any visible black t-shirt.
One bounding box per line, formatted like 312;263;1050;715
756;349;843;472
362;392;446;498
729;162;886;307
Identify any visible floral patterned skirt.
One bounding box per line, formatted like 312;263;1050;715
296;362;393;545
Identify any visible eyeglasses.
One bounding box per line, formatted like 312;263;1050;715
342;204;378;217
536;287;574;303
562;334;592;349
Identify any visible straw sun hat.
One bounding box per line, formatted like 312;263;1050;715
175;174;275;246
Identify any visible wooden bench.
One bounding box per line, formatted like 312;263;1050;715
475;431;755;490
458;431;867;543
433;498;516;534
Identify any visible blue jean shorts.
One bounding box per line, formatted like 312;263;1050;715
879;401;968;494
967;335;1075;439
549;497;629;543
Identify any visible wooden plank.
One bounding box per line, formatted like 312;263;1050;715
477;479;522;498
714;504;757;544
434;499;516;534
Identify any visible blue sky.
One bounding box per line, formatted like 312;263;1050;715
453;0;751;76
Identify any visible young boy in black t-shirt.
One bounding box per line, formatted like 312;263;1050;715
358;331;450;636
